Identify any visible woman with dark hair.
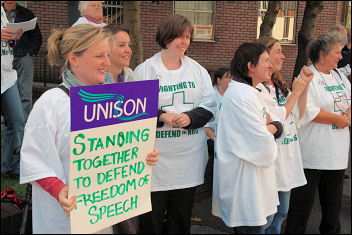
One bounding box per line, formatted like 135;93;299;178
256;37;314;234
134;14;216;234
285;31;351;234
205;67;232;154
212;42;283;234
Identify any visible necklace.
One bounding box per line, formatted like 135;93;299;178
314;65;350;114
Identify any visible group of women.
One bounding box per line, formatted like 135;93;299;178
8;8;349;235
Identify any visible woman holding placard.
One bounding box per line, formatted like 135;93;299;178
19;24;158;234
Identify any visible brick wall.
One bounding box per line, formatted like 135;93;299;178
139;1;346;86
26;1;68;87
25;1;346;87
26;1;69;52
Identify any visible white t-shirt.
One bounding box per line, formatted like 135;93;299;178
257;83;307;191
72;16;107;27
205;84;225;133
212;81;279;227
134;52;216;191
20;85;112;234
1;6;17;94
297;65;351;170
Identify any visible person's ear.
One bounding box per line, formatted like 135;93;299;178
319;51;326;65
68;52;78;68
82;10;87;16
247;62;255;73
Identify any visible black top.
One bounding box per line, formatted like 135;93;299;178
12;4;42;57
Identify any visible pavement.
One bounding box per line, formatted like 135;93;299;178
190;160;351;234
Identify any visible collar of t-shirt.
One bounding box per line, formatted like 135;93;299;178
233;75;261;92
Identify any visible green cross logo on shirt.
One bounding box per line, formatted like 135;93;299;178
161;91;194;111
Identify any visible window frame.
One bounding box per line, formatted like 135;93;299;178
102;1;123;24
257;1;298;45
173;1;216;42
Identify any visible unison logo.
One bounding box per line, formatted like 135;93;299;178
78;89;149;122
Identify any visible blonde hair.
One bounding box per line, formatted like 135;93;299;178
47;24;112;74
257;37;290;97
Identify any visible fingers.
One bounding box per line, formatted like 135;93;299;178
161;113;190;128
1;29;16;41
266;113;272;124
146;147;159;165
174;114;190;127
223;72;232;79
58;186;77;217
15;28;24;40
300;65;314;82
61;195;77;217
292;77;307;95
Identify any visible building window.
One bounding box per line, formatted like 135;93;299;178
257;1;297;44
102;1;123;24
174;1;215;41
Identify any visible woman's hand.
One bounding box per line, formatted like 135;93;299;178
266;112;272;124
335;115;351;129
175;113;191;128
159;113;179;126
300;65;314;83
13;28;23;40
58;186;77;216
1;28;23;41
291;76;307;96
146;147;159;165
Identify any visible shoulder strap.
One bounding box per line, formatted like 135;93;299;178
274;83;280;105
58;84;70;97
333;68;343;81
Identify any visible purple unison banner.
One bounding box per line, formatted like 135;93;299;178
70;80;159;132
69;80;159;233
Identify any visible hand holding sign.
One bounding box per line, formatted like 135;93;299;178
58;186;77;216
146;147;159;166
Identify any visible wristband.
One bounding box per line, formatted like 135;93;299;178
269;121;283;139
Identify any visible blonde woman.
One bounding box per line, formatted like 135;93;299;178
19;24;158;234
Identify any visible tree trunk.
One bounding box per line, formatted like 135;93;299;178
123;1;143;70
259;1;281;38
292;1;323;81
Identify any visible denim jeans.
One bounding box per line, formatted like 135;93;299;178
265;191;291;234
234;214;274;234
1;84;25;174
13;55;33;121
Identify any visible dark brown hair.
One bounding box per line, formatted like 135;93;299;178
212;67;230;86
231;43;269;86
156;14;193;49
256;37;289;97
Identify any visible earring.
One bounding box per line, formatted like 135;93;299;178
321;61;324;65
